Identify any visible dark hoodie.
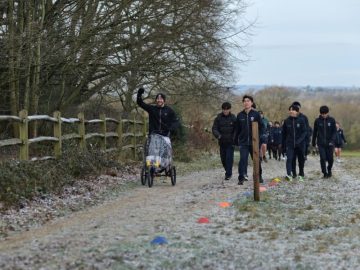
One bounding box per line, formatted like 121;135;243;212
282;115;307;149
312;115;336;147
233;109;262;146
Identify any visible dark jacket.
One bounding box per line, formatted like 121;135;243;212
335;128;346;145
212;113;237;145
137;95;179;136
270;126;282;145
312;115;336;147
282;116;307;149
261;117;270;136
299;112;311;145
234;109;263;146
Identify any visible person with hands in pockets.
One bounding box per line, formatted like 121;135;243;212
233;95;264;185
212;102;237;180
312;105;337;178
282;105;308;182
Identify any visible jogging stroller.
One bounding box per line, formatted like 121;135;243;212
140;133;176;188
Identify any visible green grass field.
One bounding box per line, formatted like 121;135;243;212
341;150;360;157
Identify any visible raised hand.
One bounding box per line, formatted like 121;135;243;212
137;87;145;96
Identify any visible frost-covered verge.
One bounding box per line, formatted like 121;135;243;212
0;165;139;238
0;155;359;269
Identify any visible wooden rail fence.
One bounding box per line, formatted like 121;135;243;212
0;110;147;161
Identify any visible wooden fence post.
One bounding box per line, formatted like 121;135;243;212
252;122;260;201
100;113;106;151
53;111;62;157
78;112;86;149
19;110;29;161
133;114;137;159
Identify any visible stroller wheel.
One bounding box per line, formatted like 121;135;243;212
141;166;147;185
148;167;155;188
170;166;176;186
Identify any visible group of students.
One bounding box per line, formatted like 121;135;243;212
135;87;346;185
212;95;347;185
258;112;285;162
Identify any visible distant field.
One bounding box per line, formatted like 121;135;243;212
342;150;360;157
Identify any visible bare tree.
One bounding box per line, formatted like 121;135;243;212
254;86;297;122
0;0;250;119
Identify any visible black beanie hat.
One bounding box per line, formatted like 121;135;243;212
292;101;301;108
155;93;166;101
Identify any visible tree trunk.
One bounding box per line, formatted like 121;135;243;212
30;0;46;138
8;0;19;137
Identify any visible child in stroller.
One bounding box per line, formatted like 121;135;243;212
141;132;176;187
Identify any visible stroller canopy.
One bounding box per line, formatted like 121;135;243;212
146;133;172;169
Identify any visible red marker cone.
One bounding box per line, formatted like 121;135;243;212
197;217;210;224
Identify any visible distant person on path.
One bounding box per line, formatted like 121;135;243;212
282;105;308;181
312;105;337;178
291;101;311;177
212;102;237;180
234;95;263;185
267;121;274;159
280;120;286;160
258;111;269;162
334;122;347;163
270;121;282;161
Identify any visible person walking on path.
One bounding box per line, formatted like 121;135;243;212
258;111;270;162
312;105;337;178
282;105;308;181
137;88;180;137
233;95;263;185
137;88;180;167
270;121;283;161
212;102;237;180
291;101;311;177
334;122;347;163
267;121;274;159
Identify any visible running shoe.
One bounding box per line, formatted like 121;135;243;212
238;176;245;185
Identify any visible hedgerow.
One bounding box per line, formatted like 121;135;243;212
0;146;121;210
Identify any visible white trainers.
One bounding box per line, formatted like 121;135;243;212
285;175;293;182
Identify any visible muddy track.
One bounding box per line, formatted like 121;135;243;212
0;156;358;269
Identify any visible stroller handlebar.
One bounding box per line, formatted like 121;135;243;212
149;130;170;137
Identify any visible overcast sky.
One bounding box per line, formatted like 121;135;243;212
234;0;360;87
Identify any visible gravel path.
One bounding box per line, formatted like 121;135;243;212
1;155;359;269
